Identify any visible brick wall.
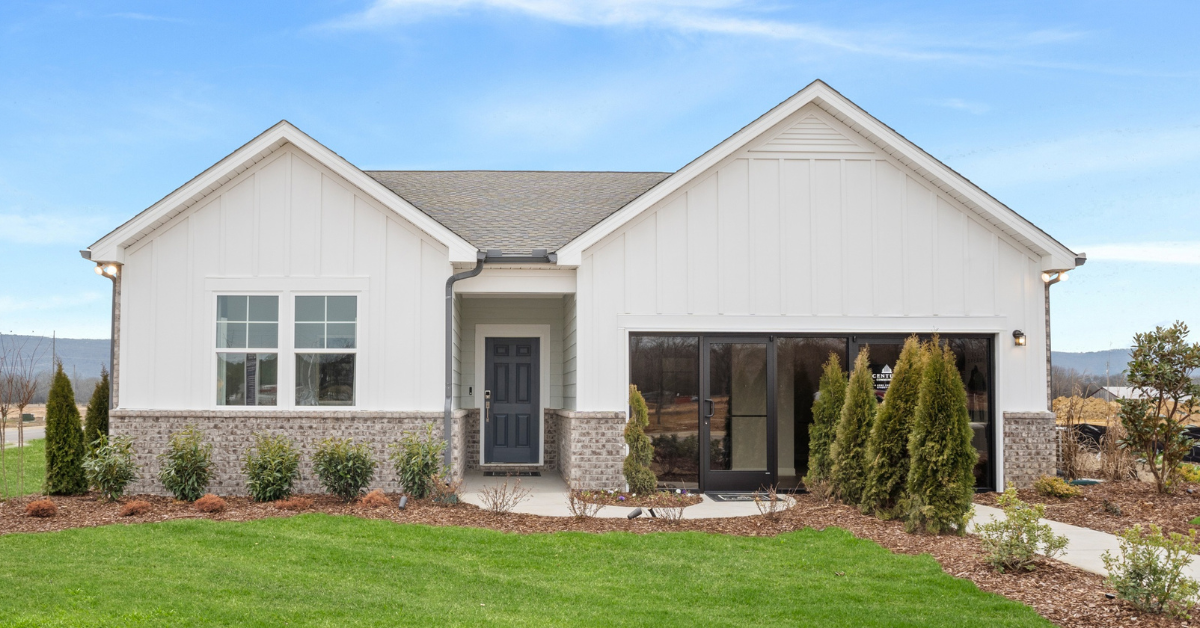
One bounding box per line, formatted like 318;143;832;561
556;409;625;490
1002;411;1057;488
463;408;559;473
112;410;464;496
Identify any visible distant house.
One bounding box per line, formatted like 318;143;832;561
82;80;1083;495
1091;386;1190;403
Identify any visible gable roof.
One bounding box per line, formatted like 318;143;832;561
86;121;478;264
365;170;670;253
553;79;1081;270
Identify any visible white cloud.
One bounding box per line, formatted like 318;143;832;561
932;98;990;115
1080;241;1200;265
320;0;1091;65
951;122;1200;186
0;213;106;245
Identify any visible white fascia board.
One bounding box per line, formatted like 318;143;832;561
556;80;1078;269
87;121;477;264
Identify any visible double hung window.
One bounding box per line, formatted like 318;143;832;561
295;295;357;406
216;295;279;406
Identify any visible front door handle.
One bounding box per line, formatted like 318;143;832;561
484;390;492;423
704;399;714;420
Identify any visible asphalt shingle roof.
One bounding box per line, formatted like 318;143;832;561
365;170;672;253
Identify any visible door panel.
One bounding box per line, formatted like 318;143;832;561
485;338;540;464
702;337;773;492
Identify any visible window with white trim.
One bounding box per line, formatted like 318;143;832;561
295;295;356;406
216;295;279;406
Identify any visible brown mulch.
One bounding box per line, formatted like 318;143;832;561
977;481;1200;538
0;491;1190;627
577;489;703;508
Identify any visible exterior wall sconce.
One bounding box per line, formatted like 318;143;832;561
1013;330;1027;346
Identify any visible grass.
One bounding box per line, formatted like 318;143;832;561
0;515;1051;627
0;438;44;498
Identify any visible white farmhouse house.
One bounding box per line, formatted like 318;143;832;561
83;80;1082;495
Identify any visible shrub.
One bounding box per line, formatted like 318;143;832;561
479;477;530;514
803;353;847;494
624;385;657;495
905;339;978;535
1102;524;1200;617
194;494;227;513
1033;475;1081;499
44;363;87;495
25;499;57;517
429;473;461;506
312;437;377;502
82;435;139;501
753;485;788;520
566;486;605;518
360;489;391;508
243;433;300;502
976;484;1068;573
863;336;925;518
274;497;313;511
388;424;446;499
119;500;151;517
158;425;213;502
1118;322;1200;493
83;367;110;451
1180;464;1200;484
830;350;877;506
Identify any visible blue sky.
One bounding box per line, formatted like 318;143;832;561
1;0;1197;352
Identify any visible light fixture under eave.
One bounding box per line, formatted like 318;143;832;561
94;265;103;275
1013;330;1027;346
95;264;119;278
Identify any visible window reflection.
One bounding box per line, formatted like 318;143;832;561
630;336;699;489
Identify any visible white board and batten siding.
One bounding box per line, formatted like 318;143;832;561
120;145;451;411
574;103;1047;415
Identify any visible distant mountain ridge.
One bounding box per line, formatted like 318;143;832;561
0;335;110;378
1051;349;1131;376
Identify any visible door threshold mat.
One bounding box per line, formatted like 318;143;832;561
483;471;541;477
707;493;760;502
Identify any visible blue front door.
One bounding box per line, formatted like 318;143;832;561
484;337;540;464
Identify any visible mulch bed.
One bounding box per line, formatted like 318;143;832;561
0;491;1190;627
577;489;703;508
976;480;1200;538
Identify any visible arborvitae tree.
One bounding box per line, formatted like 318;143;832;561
803;353;847;494
45;362;88;495
624;384;657;494
83;367;110;451
862;337;926;518
905;339;978;535
830;349;878;506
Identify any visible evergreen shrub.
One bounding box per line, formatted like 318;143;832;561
389;424;446;499
624;385;657;495
905;339;978;535
976;484;1068;572
83;367;110;451
243;433;300;502
803;354;847;494
863;337;925;518
44;363;87;495
158;425;213;502
1103;525;1200;617
312;437;377;502
82;434;139;501
830;349;877;506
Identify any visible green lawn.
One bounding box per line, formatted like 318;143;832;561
0;438;43;498
0;515;1050;627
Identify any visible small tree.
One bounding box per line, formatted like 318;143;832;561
862;336;925;518
803;353;847;494
1117;322;1200;494
44;362;88;495
905;339;977;535
624;385;657;494
83;367;110;452
830;349;877;506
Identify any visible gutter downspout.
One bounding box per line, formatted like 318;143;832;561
444;251;486;469
82;250;119;410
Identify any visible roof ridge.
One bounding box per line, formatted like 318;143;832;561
363;170;674;174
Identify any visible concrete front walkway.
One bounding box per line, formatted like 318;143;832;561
2;426;43;447
971;504;1200;579
459;471;785;519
